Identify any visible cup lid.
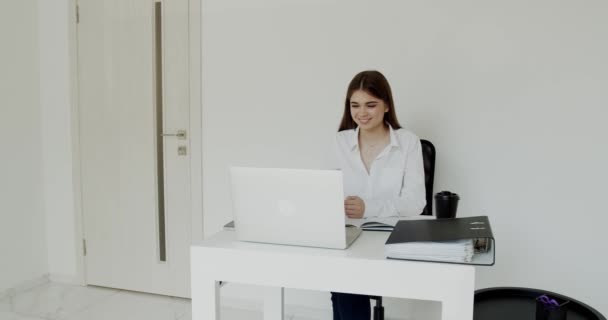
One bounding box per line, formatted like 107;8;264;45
434;191;460;200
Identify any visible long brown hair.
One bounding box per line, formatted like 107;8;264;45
338;70;402;131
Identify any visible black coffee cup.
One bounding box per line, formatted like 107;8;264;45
434;191;460;219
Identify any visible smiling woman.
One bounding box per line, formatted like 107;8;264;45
336;70;426;220
331;70;427;320
339;71;401;133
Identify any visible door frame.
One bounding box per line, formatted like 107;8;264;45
67;0;203;286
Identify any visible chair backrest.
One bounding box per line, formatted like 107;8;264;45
420;139;436;216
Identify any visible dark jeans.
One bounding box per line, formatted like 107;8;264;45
331;292;371;320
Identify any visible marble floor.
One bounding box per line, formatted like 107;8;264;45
0;281;437;320
0;282;281;320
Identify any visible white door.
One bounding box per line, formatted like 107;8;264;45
77;0;193;298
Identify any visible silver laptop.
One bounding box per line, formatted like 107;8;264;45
230;167;362;249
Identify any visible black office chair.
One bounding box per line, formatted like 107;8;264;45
419;139;436;217
369;139;436;320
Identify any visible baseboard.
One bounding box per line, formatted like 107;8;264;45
0;274;50;301
220;296;263;311
284;303;333;320
48;273;82;285
219;283;333;319
220;295;332;320
219;283;439;320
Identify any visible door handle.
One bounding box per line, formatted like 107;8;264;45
160;129;187;140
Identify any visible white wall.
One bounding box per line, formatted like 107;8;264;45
202;0;608;316
38;0;79;282
0;0;48;292
0;0;78;291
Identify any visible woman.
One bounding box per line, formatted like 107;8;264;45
331;70;426;319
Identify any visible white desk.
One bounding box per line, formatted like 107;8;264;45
191;230;475;320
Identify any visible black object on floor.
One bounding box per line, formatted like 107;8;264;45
474;287;605;320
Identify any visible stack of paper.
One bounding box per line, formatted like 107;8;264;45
385;239;475;263
383;216;495;265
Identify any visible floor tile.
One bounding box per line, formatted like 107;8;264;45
3;282;352;320
64;290;190;320
178;306;265;320
8;283;119;320
0;297;10;313
0;311;45;320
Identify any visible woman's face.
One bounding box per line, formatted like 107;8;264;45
349;90;388;131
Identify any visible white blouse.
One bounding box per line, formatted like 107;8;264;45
332;125;426;218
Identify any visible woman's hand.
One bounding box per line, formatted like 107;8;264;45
344;196;365;219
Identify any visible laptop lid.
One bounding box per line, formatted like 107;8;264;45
230;167;348;249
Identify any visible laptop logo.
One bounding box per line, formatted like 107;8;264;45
277;200;296;217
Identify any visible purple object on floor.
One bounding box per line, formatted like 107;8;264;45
538;295;561;308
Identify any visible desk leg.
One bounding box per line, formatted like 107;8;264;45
263;287;284;320
441;297;473;320
192;278;220;320
441;274;474;320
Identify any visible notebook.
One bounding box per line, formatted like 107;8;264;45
346;215;436;231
